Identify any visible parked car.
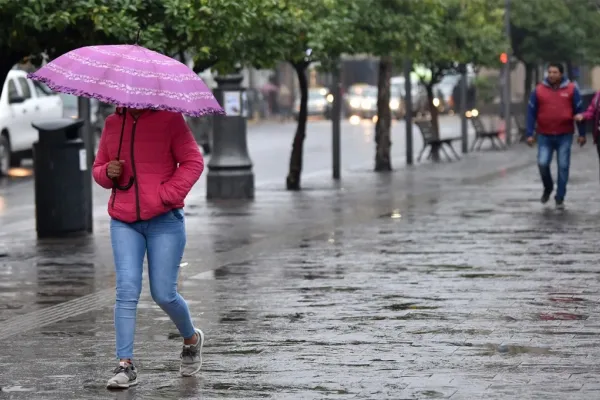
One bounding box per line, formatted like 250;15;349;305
293;87;329;120
432;74;460;114
60;93;100;132
391;76;428;116
343;83;371;117
390;85;405;120
0;69;63;175
352;85;406;120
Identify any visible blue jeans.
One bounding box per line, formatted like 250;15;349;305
110;209;195;359
537;134;573;201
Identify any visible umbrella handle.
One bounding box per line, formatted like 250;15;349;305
112;176;135;191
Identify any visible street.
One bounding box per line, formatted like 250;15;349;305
0;115;474;235
2;137;600;398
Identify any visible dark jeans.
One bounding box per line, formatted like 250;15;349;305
537;134;573;201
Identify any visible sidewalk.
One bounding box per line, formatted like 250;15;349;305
5;144;600;398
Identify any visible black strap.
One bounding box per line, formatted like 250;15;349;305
116;109;127;160
111;109;134;191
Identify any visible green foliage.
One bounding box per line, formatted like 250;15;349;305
0;0;126;63
473;75;496;105
411;0;506;85
239;0;361;71
356;0;444;60
511;0;600;65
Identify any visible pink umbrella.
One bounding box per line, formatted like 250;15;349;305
28;44;224;117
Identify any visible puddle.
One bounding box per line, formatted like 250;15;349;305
394;313;449;320
422;264;474;271
412;328;492;335
385;303;440;311
299;286;361;292
540;312;588;321
477;343;553;356
417;390;447;398
213;348;264;355
549;297;586;303
1;386;36;392
460;273;521;279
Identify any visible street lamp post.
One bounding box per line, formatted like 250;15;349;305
404;59;413;165
504;0;512;146
332;61;341;180
206;74;255;200
459;63;468;154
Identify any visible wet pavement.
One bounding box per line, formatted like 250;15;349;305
4;130;596;398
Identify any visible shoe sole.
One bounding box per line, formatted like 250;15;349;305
107;378;138;389
180;328;205;377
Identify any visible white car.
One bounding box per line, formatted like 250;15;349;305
0;69;63;175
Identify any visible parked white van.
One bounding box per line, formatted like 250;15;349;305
0;69;63;175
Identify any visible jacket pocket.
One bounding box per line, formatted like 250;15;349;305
158;181;169;206
170;208;184;221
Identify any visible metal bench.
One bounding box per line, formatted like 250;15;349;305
415;120;461;162
514;113;527;142
470;116;506;151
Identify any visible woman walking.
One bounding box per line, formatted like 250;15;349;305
93;108;204;389
575;92;600;179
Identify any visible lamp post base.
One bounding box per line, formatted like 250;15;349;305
206;169;254;200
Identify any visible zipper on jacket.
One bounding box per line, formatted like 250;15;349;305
130;118;141;221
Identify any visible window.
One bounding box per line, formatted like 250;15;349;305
17;78;31;99
7;80;18;101
34;81;51;97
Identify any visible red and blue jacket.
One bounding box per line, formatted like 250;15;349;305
526;77;585;137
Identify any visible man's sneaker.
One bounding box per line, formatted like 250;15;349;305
107;362;138;389
180;328;205;377
541;190;552;204
556;200;565;210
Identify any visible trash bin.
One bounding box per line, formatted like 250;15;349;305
32;119;92;238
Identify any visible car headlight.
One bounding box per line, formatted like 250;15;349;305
432;98;440;107
360;100;372;109
471;109;479;117
350;98;361;109
326;94;334;103
389;99;400;110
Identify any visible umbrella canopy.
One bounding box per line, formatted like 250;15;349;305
28;44;224;117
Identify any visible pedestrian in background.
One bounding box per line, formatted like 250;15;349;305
526;62;586;209
277;84;292;121
93;108;205;389
575;91;600;180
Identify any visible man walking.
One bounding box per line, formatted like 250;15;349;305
526;63;586;209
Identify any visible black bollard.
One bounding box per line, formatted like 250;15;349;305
206;75;254;200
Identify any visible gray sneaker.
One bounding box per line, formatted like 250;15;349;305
107;362;138;389
180;328;204;376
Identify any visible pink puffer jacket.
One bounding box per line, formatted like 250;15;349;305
92;110;204;223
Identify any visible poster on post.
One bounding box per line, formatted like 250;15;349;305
223;91;241;116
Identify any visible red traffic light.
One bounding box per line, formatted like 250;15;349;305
500;52;508;64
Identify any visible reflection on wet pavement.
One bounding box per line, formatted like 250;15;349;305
3;148;600;398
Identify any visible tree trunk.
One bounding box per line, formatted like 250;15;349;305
523;62;534;115
533;64;540;85
425;83;441;162
566;60;575;81
374;57;393;171
286;61;309;191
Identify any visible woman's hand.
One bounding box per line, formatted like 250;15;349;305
574;114;585;122
107;160;124;179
